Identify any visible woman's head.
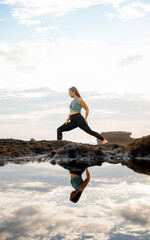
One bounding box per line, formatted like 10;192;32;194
68;86;81;98
70;190;82;203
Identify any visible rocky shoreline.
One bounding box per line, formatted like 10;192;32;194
0;135;150;176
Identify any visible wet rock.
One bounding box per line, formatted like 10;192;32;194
50;135;150;176
0;135;150;176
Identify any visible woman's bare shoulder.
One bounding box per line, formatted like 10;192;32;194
78;97;83;102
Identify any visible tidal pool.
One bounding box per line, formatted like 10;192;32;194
0;161;150;240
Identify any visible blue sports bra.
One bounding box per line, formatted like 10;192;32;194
70;176;83;192
69;97;82;112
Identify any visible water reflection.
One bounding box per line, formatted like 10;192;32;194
0;161;150;240
69;168;90;202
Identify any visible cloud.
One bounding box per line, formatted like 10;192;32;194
0;37;149;139
106;1;150;21
0;42;36;73
1;0;150;27
0;87;150;119
0;0;124;22
0;205;48;238
18;19;41;26
0;37;149;93
0;204;111;239
36;26;58;36
0;163;150;239
113;203;150;225
0;87;149;139
118;54;143;67
36;26;58;33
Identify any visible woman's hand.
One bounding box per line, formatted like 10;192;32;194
85;118;88;125
63;120;68;125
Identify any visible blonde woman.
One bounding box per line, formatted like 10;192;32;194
57;86;108;144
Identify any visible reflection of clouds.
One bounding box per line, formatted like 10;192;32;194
0;163;150;239
113;203;150;225
0;206;49;239
0;203;114;239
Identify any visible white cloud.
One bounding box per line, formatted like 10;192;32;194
118;53;143;66
36;26;58;34
18;19;41;26
0;87;149;139
0;163;150;239
0;37;149;93
0;37;149;139
106;1;150;21
1;0;150;26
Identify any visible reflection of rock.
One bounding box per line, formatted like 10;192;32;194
97;131;136;146
50;135;150;176
0;135;150;176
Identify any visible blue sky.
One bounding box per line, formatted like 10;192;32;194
0;0;150;140
0;1;150;43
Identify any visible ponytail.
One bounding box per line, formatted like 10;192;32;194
69;86;81;98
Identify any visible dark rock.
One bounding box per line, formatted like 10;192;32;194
30;138;35;141
50;135;150;175
124;134;150;156
0;135;150;176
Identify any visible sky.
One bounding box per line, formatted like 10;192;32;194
0;0;150;141
0;162;150;239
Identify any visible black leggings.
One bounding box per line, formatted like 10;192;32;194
70;169;85;176
57;112;104;141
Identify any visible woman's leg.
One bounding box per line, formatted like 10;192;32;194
77;114;104;141
57;121;78;140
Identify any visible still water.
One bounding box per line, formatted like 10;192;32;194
0;161;150;240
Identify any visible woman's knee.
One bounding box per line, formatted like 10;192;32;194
57;126;62;133
57;123;67;132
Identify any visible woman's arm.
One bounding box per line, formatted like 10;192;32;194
85;109;89;121
85;168;90;179
63;113;70;125
78;98;89;120
67;113;70;122
79;168;90;191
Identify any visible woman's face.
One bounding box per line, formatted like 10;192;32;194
68;89;75;98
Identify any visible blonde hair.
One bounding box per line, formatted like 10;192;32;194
69;86;81;98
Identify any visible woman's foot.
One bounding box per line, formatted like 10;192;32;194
102;139;108;145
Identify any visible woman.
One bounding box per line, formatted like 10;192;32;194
69;167;90;203
57;86;108;144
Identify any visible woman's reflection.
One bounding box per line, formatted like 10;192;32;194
68;168;90;203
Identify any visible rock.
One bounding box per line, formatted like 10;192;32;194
50;135;150;176
124;134;150;157
0;135;150;176
97;131;136;146
30;138;35;141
